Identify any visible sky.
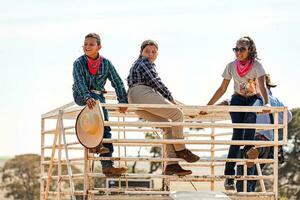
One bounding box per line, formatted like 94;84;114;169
0;0;300;156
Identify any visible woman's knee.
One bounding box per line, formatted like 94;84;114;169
232;129;244;140
171;109;183;121
245;112;256;123
162;127;172;137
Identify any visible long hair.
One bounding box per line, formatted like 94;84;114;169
237;36;259;61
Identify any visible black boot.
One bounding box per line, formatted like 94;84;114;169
224;178;235;190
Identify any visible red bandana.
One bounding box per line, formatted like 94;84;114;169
235;59;253;77
86;56;101;75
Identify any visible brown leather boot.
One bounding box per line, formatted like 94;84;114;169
246;147;259;168
176;149;200;163
164;164;192;176
89;145;110;154
102;166;127;177
99;146;110;154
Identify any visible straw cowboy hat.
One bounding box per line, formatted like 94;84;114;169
75;100;104;149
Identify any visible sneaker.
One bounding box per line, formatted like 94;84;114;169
224;178;235;190
246;147;259;168
102;166;127;177
164;164;192;176
176;149;200;163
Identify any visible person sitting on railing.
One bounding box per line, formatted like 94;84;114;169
235;74;292;192
72;33;128;177
200;36;271;190
127;39;200;176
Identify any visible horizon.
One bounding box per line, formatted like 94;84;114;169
1;0;299;156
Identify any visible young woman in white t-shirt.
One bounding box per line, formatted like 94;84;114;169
201;36;270;190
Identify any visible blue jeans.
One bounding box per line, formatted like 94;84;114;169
73;92;113;168
236;135;271;192
224;94;261;176
236;148;256;192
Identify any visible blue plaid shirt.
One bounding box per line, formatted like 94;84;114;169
253;90;292;141
72;55;128;103
127;56;174;101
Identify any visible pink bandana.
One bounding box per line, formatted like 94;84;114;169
235;59;253;77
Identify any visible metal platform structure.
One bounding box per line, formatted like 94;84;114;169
40;92;289;200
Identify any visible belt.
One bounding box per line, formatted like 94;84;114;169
91;89;105;95
234;92;259;98
130;83;146;88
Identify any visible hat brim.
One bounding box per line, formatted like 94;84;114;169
75;101;104;149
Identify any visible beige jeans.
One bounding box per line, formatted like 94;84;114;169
128;85;185;165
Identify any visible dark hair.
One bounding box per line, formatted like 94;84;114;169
140;40;158;55
265;73;277;88
85;33;101;45
236;36;259;61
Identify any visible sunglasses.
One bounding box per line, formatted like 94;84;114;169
232;47;247;53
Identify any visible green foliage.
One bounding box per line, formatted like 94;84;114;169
93;165;106;188
249;108;300;200
44;157;82;175
145;132;162;173
278;108;300;199
136;117;162;173
1;154;83;200
1;154;40;200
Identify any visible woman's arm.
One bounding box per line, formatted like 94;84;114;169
139;60;174;102
207;79;230;105
258;75;269;105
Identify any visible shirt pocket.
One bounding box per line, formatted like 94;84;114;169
96;67;107;81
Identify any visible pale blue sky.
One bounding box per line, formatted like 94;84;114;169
0;0;299;156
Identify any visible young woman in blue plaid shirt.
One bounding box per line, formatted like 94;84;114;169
127;40;200;176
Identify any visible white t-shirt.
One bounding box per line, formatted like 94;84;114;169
222;60;265;96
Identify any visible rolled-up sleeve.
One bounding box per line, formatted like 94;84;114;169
72;61;91;101
222;63;232;80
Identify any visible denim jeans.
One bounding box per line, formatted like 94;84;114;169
224;94;261;176
73;92;113;168
236;134;271;192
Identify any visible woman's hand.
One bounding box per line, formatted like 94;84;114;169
199;111;208;115
86;98;96;109
171;100;177;105
262;103;271;113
